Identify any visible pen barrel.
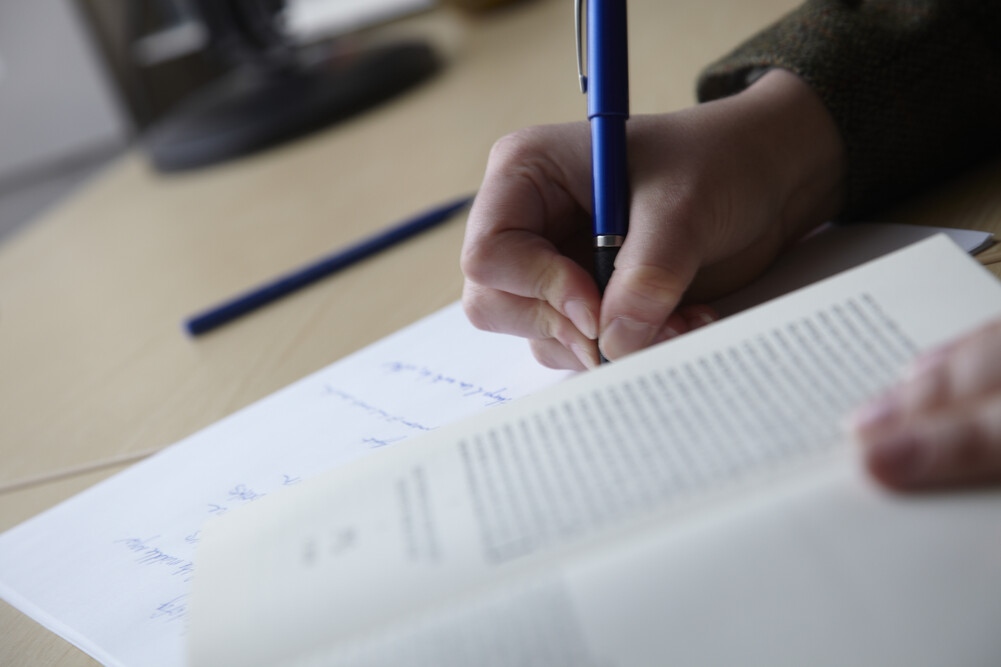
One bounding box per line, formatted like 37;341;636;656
587;0;629;239
590;115;629;237
587;0;629;117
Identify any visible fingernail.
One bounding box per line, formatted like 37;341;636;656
565;300;597;340
851;394;898;432
570;343;598;369
600;317;656;360
690;311;717;330
867;432;924;485
654;324;682;344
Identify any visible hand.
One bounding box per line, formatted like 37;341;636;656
461;69;846;370
851;318;1001;490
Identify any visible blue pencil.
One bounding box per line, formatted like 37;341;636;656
184;194;474;336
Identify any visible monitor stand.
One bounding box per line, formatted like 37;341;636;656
144;40;439;172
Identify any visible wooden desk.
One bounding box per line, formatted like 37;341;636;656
2;0;1000;663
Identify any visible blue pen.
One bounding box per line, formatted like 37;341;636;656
576;0;630;362
184;195;473;336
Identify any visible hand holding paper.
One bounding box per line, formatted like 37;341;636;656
853;318;1001;489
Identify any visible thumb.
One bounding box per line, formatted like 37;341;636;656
598;215;702;360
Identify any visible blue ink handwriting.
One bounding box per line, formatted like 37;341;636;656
150;594;189;624
115;537;194;582
382;362;513;407
322;387;433;432
228;484;265;502
363;436;406;449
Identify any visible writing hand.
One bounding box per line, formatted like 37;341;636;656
461;69;845;369
852;318;1001;490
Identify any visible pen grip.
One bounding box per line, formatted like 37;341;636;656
594;245;619;364
594;245;619;297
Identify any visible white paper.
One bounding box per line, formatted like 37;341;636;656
0;303;573;667
0;223;994;667
560;464;1001;667
190;236;1001;666
711;222;993;316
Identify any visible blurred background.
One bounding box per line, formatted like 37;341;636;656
0;1;126;243
0;0;492;244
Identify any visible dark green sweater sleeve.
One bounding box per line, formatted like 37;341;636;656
697;0;1001;220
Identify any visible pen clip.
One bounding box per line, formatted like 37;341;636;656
574;0;587;94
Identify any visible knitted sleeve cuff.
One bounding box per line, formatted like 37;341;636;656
696;0;1001;220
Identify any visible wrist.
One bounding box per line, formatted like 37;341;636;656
737;68;847;239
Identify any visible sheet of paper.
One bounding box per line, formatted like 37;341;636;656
711;222;993;316
190;236;1001;666
0;223;993;666
557;463;1001;667
0;303;573;667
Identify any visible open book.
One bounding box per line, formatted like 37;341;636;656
190;235;1001;666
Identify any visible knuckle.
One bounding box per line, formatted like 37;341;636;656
488;126;581;196
543;313;576;345
459;244;488;285
530;338;573;371
462;291;499;333
460;227;513;289
617;263;689;312
487;127;545;169
905;365;951;412
530;258;563;302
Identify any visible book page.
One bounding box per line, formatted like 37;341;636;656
559;463;1001;667
0;226;992;667
0;303;572;667
190;236;1001;666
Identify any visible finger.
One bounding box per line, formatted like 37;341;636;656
461;125;600;339
859;394;1001;490
529;338;591;371
945;319;1001;399
463;283;599;367
598;194;704;360
464;124;593;241
852;320;1001;435
465;230;600;338
678;304;719;332
855;352;952;430
645;307;719;349
649;311;689;347
899;320;1001;408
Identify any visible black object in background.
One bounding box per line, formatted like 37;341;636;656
80;0;440;172
144;39;438;172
